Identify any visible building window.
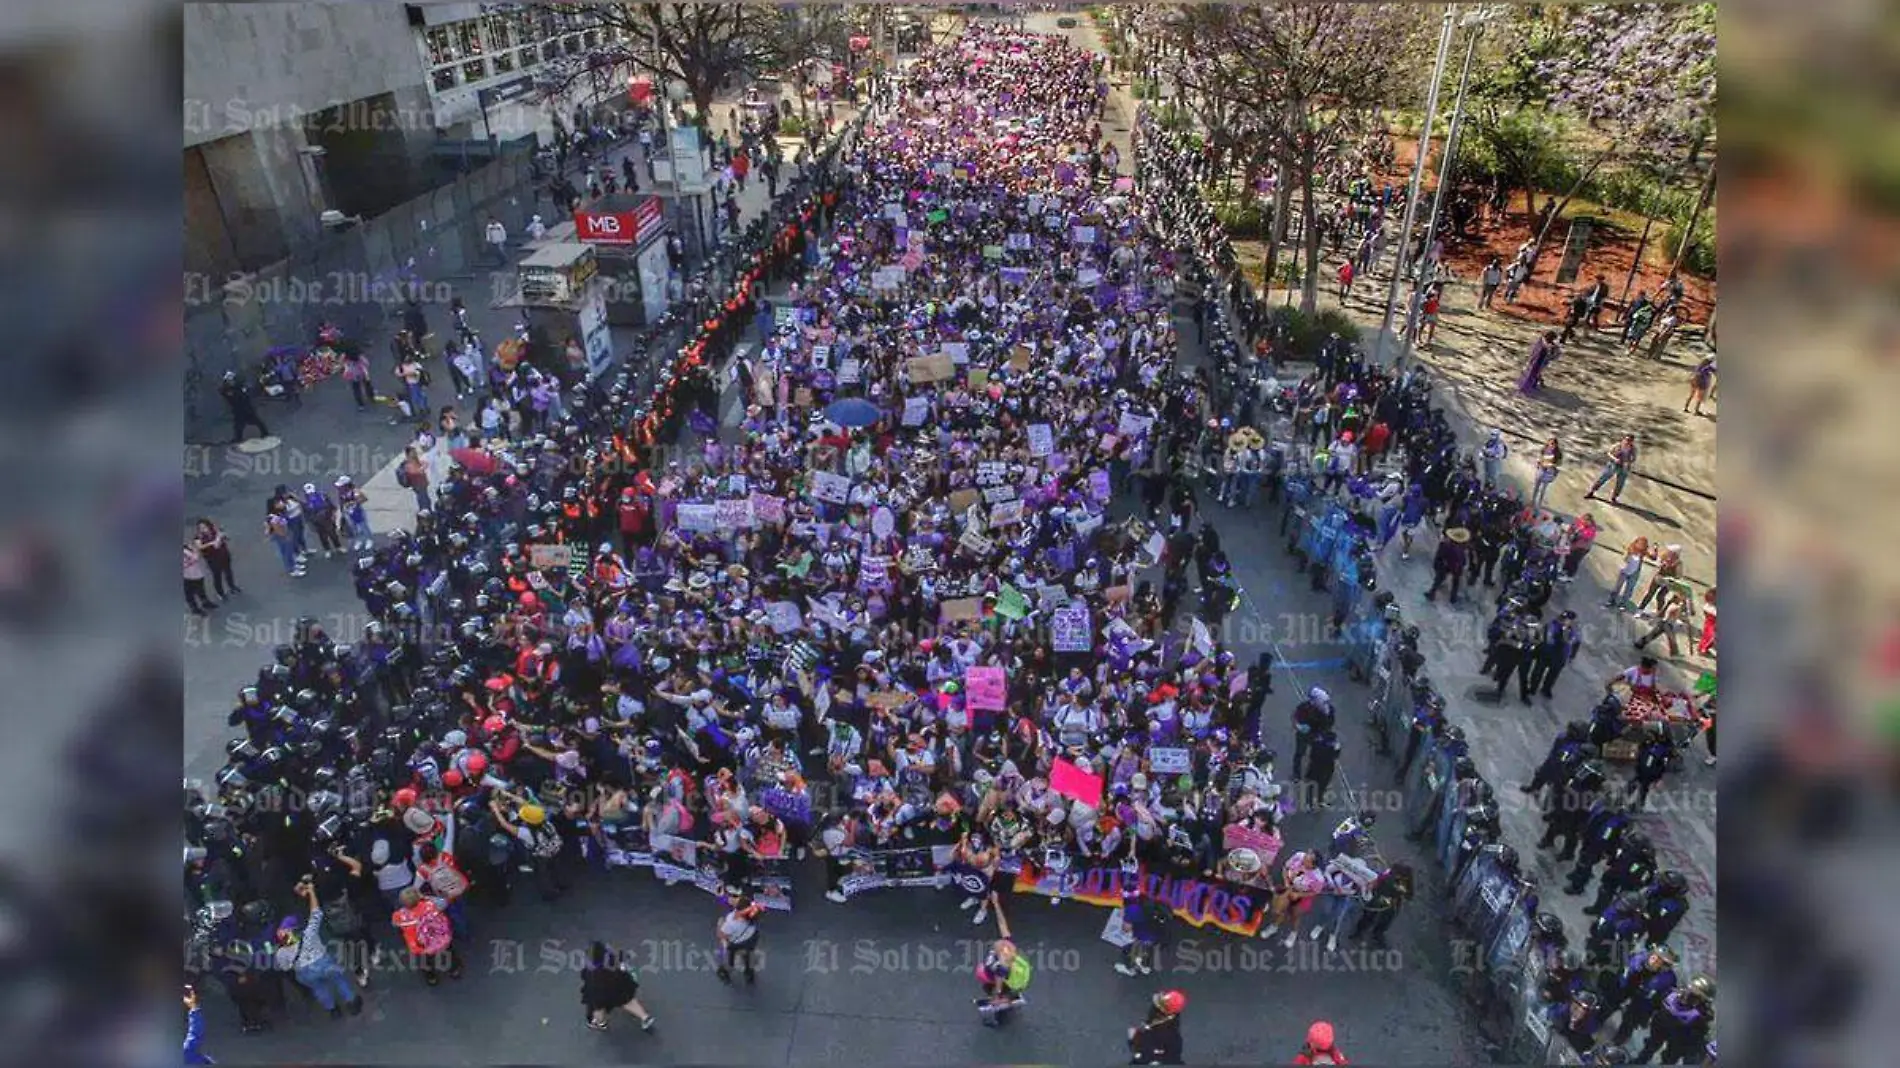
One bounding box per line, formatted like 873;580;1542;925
491;49;515;75
484;14;514;52
425;26;455;66
462;59;487;84
564;35;583;56
517;46;539;69
535;9;558;41
542;41;562;63
457;22;484;57
432;66;459;92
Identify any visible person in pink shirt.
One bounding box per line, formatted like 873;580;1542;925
1560;513;1599;582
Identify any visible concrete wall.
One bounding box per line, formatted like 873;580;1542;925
184;3;433;149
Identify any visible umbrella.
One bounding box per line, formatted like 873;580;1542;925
825;397;882;428
450;447;497;476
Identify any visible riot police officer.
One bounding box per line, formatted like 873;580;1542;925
1636;976;1713;1064
1557;990;1607;1055
1521;720;1592;802
1602;944;1678;1046
1538;760;1606;861
1639;871;1691;945
1585;830;1656;916
1630;721;1676;811
1586;890;1650;962
1565;794;1634;895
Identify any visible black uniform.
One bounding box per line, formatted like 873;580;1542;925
1538;765;1603;861
1587;838;1658;916
220;376;271;442
1527;615;1580;697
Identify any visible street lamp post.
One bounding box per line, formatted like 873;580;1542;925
1374;7;1456;366
1397;16;1483;366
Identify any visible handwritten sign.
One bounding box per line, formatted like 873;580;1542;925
901;396;931;426
1007;232;1032;251
1026;423;1054;457
765;601;803;635
907;354;955;384
948;488;981;516
873;267;905;291
871;506;895;540
837;356;862;384
750;493;785;523
1117;412;1155;438
940;597;985;623
529;544;574;570
976;461;1009;485
940;342;969;363
1051;602;1092;652
966;666;1008;711
677;503;719;532
810;344;832;370
1088;469;1112;501
982;484;1020;505
902;545;938;573
995;584;1029;620
714;498;754;530
809;471;853;505
957;528;994;557
1072;225;1096;245
989;499;1024;526
1077;267;1100;288
1147;747;1192;775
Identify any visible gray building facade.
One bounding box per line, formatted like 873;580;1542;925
185;3;439;278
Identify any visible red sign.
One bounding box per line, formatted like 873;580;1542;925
628;76;654;105
573;198;664;246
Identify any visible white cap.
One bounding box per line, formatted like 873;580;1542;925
1666;544;1682;553
1309;686;1330;704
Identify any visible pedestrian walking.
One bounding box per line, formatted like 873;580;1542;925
713;894;764;984
334;476;374;551
1504;256;1529;303
1582;434;1639;504
1293;1019;1349;1064
218;371;270;443
1425;526;1470;603
390;887;463;986
341;348;374;410
194;518;240;598
1127;990;1186;1065
1112;882;1165;977
581;942;657;1032
1684;354;1717;415
1604;536;1652;611
398;446;431;514
1584;275;1610;329
1336;259;1354;303
485;217;509;266
1479;257;1502;309
974;902;1030;1025
395;353;428;423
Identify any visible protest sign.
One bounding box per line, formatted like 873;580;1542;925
982;484;1020;505
901;545;937;573
765;601;803;635
1089;469;1112;501
968;368;990;390
1050;757;1104;804
774;305;796;327
1072;225;1096;245
810;472;852;504
1010;345;1032;371
983;244;1004;260
1147;747;1192;775
1007;232;1033;251
873;267;904;291
1026;423;1055;457
1051;602;1092;652
957;528;993;557
906;354;955;383
714;497;754;530
966;666;1008;710
838;357;862;384
948;488;981;516
529;544;574;570
995;584;1029;620
940;342;969;363
1117;412;1155;438
901;396;931;426
677;503;719;532
989;499;1024;526
1229;671;1250;698
750;493;785;523
871;506;895;539
810;344;832;370
1077;267;1100;288
940;597;985;624
975;460;1008;485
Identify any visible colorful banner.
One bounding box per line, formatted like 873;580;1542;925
1013;860;1270;937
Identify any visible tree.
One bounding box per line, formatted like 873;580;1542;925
1511;3;1718;271
538;3;791;121
1165;4;1430;312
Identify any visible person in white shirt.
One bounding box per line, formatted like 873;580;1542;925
525;214;547;241
484;218;508;266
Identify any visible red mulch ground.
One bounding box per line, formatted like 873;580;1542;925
1373;136;1716;329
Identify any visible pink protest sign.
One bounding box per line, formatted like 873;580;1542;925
1050;757;1105;805
1229;671;1249;697
965;666;1008;712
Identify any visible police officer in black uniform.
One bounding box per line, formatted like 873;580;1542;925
1639;871;1692;945
1602;944;1679;1046
1586;830;1657;916
1565;793;1634;895
1630;721;1676;811
1522;721;1592;802
1636;976;1713;1064
1538;760;1606;862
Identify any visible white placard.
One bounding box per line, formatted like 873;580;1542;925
982;484;1019;504
940;342;969;363
989;499;1024;526
838;357;862;384
1026;423;1055;457
810;471;853;504
1148;746;1192;774
765;601;804;635
1077;268;1101;288
871;506;895;540
1072;226;1096;245
1116;412;1155;438
677;503;719;532
811;344;832;370
901;396;930;426
1007;232;1033;251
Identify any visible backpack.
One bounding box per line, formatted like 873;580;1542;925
395;464;412;488
1005;954;1033;992
531;822;564;859
426;860;469;898
407;905;453;955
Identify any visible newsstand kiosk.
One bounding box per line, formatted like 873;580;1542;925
501;241;615;383
572;194;672;327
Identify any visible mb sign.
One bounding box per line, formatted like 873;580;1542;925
573;200;663;246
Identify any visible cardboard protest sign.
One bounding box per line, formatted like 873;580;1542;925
940;597;985;623
1010;345;1033;371
529;544;574;570
1051;602;1092;652
901;545;938;573
989;499;1024;526
939;342;969;363
906;354;955;383
968;368;990;390
966;666;1008;711
866;691;912;709
957;528;994;557
949;488;981;515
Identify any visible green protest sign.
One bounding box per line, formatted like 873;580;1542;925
995;583;1029;620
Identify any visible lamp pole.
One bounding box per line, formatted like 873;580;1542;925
1374;7;1456;365
1398;16;1482;367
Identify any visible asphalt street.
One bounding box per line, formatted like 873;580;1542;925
184;14;1492;1064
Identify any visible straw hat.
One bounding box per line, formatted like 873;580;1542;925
1445;527;1472;544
